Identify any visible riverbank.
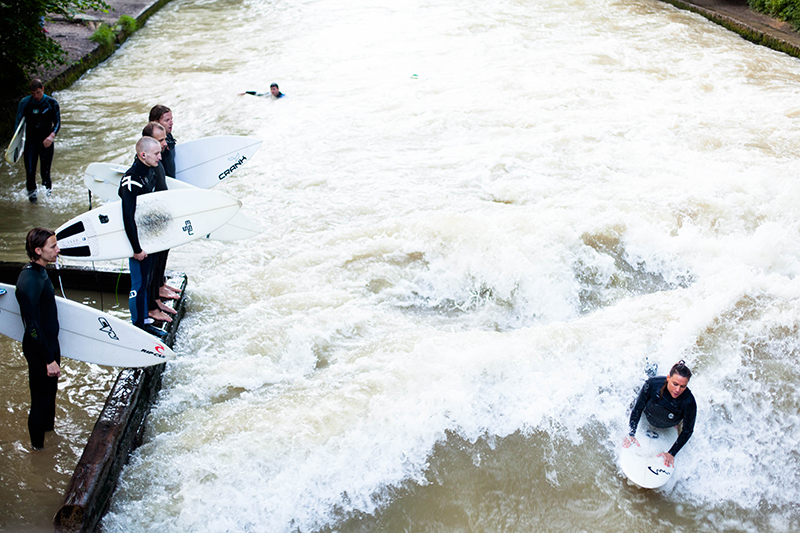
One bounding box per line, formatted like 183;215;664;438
663;0;800;57
0;0;172;142
41;0;174;92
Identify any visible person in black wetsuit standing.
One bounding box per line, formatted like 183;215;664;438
15;79;61;202
149;104;176;178
140;121;177;324
623;360;696;467
15;227;61;450
146;106;182;302
119;136;167;338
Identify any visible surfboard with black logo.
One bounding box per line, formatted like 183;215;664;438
619;420;678;489
0;282;175;367
173;135;262;188
56;189;241;261
83;163;262;241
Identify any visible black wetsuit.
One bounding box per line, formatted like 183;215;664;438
628;376;697;457
147;161;170;313
150;139;173;311
245;90;284;98
15;94;61;196
161;132;176;178
15;262;60;449
119;159;166;327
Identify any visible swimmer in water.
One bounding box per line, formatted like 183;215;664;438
239;82;285;98
622;360;697;467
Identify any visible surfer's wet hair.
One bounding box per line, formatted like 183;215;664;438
669;360;692;380
25;227;55;261
29;78;43;91
142;121;166;137
148;104;171;123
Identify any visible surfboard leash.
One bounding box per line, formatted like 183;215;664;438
55;257;66;298
115;260;126;306
88;260;106;312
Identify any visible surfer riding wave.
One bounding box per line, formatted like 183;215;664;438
623;360;696;467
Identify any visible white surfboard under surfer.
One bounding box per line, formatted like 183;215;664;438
620;360;697;488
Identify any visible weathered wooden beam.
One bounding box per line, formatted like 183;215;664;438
0;261;184;296
0;261;130;293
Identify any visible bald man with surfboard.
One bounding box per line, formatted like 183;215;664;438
119;136;168;338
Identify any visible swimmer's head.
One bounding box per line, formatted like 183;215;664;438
663;360;691;399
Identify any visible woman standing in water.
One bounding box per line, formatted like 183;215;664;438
623;360;697;467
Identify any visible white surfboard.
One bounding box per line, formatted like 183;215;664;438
0;282;174;367
83;163;262;241
5;118;25;164
56;189;242;261
173;135;262;188
619;420;678;489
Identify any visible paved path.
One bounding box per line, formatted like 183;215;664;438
41;0;167;84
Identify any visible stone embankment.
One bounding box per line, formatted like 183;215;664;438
42;0;174;91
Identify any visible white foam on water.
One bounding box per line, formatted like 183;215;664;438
37;0;800;531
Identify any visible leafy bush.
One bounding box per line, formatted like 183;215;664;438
89;23;115;47
748;0;800;30
117;14;137;34
0;0;109;97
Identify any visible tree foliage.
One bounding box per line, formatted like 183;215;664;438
0;0;109;97
748;0;800;30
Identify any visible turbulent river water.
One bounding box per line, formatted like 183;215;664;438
2;0;800;531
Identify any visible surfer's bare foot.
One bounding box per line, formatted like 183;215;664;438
141;324;168;338
149;309;173;323
157;300;178;314
165;284;182;293
159;287;179;299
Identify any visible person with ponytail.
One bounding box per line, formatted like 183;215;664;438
623;360;697;467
